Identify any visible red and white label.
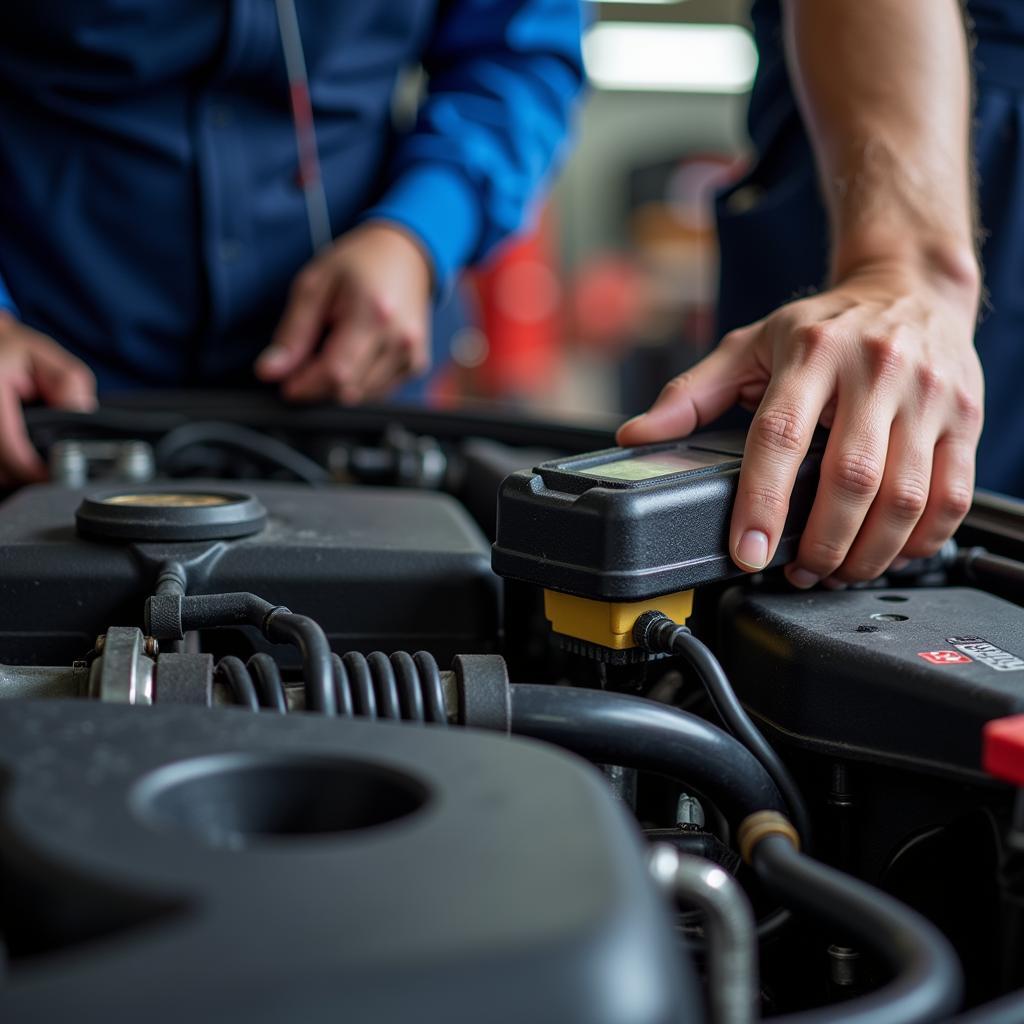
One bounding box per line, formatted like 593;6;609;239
918;650;973;666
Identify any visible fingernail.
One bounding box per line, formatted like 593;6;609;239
890;557;911;571
735;529;769;571
619;414;646;432
788;567;820;589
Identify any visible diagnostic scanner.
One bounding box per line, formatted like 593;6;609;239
492;430;825;658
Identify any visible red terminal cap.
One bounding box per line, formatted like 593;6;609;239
983;714;1024;785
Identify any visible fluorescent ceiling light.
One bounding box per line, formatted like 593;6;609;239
583;22;757;93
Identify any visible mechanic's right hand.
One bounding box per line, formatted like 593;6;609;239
617;260;983;587
0;311;96;484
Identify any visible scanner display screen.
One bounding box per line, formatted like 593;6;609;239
576;449;735;482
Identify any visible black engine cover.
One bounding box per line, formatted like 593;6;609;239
719;586;1024;780
0;482;499;664
0;701;695;1024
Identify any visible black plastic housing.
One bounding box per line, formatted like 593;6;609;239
719;585;1024;780
0;700;696;1024
492;430;824;600
0;482;498;663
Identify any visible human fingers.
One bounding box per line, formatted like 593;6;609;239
784;368;899;586
281;321;379;404
616;327;758;446
831;414;934;582
30;342;97;411
0;382;46;483
728;359;834;573
256;261;334;381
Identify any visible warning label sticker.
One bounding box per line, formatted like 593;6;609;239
918;650;973;666
945;636;1024;672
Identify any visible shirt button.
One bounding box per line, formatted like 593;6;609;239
211;104;232;128
219;239;242;263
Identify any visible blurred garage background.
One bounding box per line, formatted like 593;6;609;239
431;0;755;423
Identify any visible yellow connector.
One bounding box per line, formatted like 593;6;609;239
543;589;694;650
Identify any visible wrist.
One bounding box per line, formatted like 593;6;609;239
354;219;435;296
833;235;980;310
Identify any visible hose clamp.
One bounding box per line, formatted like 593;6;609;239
737;810;800;865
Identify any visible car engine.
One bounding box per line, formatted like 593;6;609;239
1;392;1023;1024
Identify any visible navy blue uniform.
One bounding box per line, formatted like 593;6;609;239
0;1;583;392
717;1;1024;495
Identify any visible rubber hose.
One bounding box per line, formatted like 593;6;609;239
754;835;962;1024
509;684;784;828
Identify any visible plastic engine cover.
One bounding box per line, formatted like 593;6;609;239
0;482;499;664
0;701;697;1024
719;586;1024;780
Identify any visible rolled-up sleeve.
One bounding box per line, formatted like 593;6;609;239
363;0;585;290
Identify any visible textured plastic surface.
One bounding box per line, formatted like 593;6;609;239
0;482;499;664
492;430;824;600
719;585;1024;779
0;701;696;1024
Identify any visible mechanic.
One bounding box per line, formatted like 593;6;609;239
620;0;997;589
0;0;584;484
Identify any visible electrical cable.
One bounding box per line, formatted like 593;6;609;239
154;421;329;485
958;546;1024;596
636;612;813;849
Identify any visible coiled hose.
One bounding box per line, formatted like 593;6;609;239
217;649;447;725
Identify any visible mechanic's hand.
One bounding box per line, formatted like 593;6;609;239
256;222;432;403
617;262;983;586
0;312;97;485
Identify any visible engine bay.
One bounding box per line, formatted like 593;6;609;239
2;393;1024;1023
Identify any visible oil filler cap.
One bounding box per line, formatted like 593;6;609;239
76;489;267;542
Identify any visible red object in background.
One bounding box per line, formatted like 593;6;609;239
469;211;562;399
983;714;1024;785
571;254;646;352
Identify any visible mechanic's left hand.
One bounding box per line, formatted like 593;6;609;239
256;222;432;403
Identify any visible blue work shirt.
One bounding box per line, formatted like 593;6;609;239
0;1;584;391
716;0;1024;497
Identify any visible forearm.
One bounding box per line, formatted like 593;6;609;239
784;0;979;291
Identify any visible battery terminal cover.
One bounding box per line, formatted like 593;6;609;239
983;714;1024;786
543;589;694;651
